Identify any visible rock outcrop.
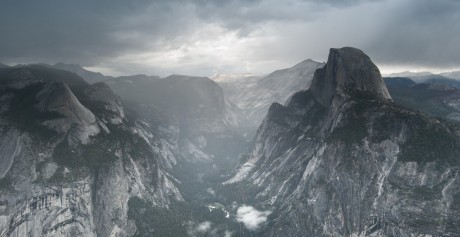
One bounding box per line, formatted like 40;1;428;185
82;82;125;125
310;47;391;107
0;66;183;237
35;81;100;144
228;47;460;236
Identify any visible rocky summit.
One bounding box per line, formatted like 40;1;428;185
310;47;391;107
0;66;183;237
0;48;459;237
228;47;460;236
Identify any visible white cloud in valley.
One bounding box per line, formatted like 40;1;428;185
235;205;272;231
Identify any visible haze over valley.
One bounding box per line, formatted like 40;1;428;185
1;1;460;237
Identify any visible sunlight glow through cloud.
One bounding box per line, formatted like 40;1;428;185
1;0;459;76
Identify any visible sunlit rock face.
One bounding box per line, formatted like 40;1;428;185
229;47;460;236
0;66;183;237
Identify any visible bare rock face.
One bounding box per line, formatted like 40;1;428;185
228;47;460;236
0;180;97;237
0;67;184;237
0;130;21;179
310;47;391;107
83;82;125;124
35;81;100;144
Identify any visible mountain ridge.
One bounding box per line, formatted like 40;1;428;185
227;47;460;236
310;47;391;107
213;58;325;136
1;49;460;236
0;66;184;236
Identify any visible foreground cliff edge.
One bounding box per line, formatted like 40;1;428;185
0;68;184;236
0;66;246;236
227;47;460;236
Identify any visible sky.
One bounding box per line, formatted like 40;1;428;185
1;0;459;77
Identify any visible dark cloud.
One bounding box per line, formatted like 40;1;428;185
0;0;194;65
365;0;460;68
0;0;459;75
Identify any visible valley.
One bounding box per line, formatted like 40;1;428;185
0;48;460;236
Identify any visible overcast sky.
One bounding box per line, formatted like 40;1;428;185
1;0;459;76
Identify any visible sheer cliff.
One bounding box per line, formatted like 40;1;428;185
0;66;182;237
228;47;460;236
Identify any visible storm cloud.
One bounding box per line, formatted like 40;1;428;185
1;0;459;76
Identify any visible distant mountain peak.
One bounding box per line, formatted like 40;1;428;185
310;47;391;107
386;70;433;76
287;59;322;72
295;58;319;65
